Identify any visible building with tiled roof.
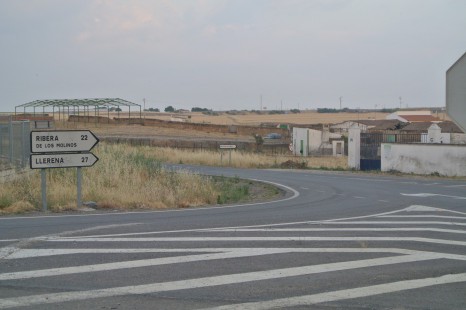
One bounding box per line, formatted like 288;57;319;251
400;121;463;133
330;119;403;132
386;112;440;122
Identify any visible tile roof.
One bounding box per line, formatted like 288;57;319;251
399;115;440;122
401;121;464;133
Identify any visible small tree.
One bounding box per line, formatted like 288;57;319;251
164;105;175;112
253;134;264;152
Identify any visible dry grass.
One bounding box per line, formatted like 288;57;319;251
0;142;346;215
0;144;220;214
145;146;348;170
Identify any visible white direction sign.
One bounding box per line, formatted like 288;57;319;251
219;145;237;149
446;51;466;133
30;153;99;169
31;130;99;153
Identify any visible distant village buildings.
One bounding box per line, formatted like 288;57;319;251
291;109;466;157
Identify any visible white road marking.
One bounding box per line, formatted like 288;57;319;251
403;205;466;215
210;228;466;234
379;215;466;220
342;177;391;182
48;236;466;247
401;193;466;200
444;184;466;188
353;196;366;199
377;200;389;203
404;205;444;212
55;208;410;239
311;220;466;226
53;206;465;240
204;273;466;310
0;249;283;280
0;247;422;259
0;254;446;309
1;205;465;308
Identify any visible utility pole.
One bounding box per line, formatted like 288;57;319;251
399;97;402;109
339;97;342;110
260;94;262;111
143;98;146;121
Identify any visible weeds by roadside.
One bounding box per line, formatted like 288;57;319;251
0;143;290;215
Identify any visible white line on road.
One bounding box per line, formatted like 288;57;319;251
53;206;464;240
48;236;466;247
311;220;466;226
203;273;466;310
0;247;423;260
209;228;466;234
0;254;445;309
378;215;466;220
0;249;282;281
401;193;466;200
54;208;410;239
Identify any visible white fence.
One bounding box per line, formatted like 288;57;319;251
381;143;466;176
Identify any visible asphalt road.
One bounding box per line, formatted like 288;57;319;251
0;166;465;309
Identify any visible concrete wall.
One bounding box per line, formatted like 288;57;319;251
292;127;308;156
348;126;361;169
451;133;466;144
308;129;322;153
381;143;466;176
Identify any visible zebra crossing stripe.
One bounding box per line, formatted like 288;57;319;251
204;273;466;310
0;253;444;309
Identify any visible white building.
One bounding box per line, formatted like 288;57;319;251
292;127;344;156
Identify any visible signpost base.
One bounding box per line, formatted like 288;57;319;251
41;169;47;211
77;167;82;208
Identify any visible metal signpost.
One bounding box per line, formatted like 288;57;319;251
219;145;236;166
30;130;99;211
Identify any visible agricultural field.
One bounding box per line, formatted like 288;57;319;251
56;110;392;142
121;110;391;125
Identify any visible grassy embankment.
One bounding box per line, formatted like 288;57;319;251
1;144;278;214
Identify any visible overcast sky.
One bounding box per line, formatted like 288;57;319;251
1;0;465;112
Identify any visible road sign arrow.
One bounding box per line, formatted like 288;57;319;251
31;130;99;153
30;152;99;169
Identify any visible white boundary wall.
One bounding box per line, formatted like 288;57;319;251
381;143;466;176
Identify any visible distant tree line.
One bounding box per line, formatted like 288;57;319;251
142;106;306;114
191;107;212;112
317;107;399;113
144;107;160;112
